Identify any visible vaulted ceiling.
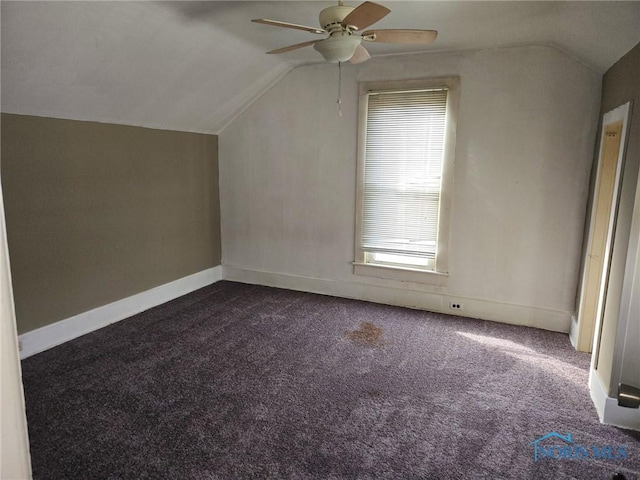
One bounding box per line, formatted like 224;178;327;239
2;1;639;134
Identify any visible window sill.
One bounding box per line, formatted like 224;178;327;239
353;262;449;287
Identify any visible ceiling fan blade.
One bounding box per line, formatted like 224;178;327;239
252;19;326;35
362;29;438;44
350;44;371;64
341;2;390;31
266;40;319;55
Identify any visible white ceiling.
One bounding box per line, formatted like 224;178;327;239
2;1;639;134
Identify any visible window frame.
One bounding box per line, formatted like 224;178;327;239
353;77;460;285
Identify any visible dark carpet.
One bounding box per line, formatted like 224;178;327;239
22;281;640;479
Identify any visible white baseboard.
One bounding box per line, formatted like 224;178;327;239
20;264;574;359
222;266;571;333
19;266;222;359
589;367;640;431
569;315;578;349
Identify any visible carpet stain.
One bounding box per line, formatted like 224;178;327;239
346;322;386;348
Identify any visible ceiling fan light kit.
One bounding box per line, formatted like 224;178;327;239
252;1;437;65
314;32;361;63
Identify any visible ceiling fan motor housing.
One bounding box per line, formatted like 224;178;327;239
319;5;355;31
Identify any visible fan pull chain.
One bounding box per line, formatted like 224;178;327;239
337;61;343;118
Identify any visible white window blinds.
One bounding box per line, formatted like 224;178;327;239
362;88;448;260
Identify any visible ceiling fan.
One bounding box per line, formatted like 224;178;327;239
252;1;438;64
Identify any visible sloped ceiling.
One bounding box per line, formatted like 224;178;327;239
2;1;639;135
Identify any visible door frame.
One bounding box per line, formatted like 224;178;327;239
574;102;631;353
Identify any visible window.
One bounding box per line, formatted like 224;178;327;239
354;78;459;284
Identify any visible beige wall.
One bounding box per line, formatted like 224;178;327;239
220;45;601;331
593;42;640;393
1;114;221;334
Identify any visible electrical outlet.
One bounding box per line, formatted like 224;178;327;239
449;301;463;311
